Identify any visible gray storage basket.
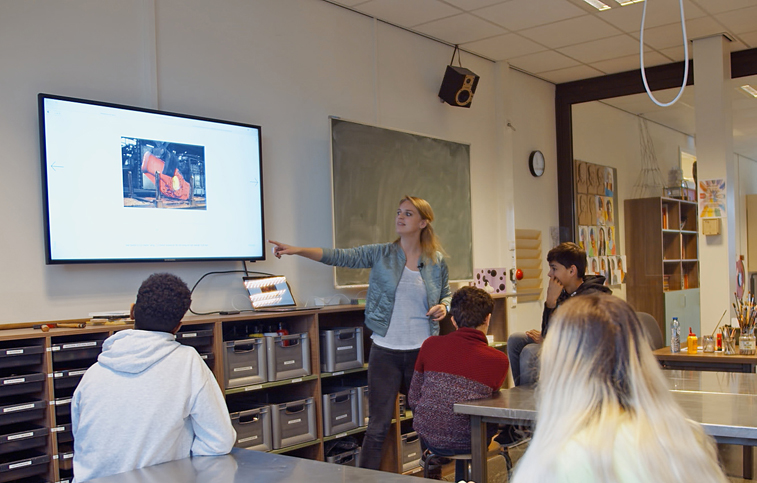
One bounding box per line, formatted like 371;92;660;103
319;327;364;372
224;338;267;388
266;333;310;381
270;397;317;449
401;431;422;472
230;405;272;451
322;388;359;436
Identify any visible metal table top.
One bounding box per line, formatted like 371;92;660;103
87;448;429;483
455;371;757;443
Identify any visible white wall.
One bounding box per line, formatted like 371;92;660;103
0;0;556;324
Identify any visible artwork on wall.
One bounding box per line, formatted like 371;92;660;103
698;178;726;218
574;160;624;286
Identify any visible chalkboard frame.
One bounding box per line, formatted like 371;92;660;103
329;117;473;288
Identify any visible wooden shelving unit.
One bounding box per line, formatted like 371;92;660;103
0;300;509;481
625;197;700;341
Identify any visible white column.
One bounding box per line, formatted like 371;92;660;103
693;34;736;336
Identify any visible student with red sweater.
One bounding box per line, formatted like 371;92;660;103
409;286;509;481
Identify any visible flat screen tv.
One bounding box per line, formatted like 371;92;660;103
38;94;265;264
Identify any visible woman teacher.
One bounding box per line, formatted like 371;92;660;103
269;195;451;470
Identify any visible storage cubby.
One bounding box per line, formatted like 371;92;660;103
626;197;700;338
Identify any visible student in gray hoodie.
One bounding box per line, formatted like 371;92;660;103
71;273;236;482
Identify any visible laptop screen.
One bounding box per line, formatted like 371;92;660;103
243;276;296;309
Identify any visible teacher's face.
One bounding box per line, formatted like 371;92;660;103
396;200;427;236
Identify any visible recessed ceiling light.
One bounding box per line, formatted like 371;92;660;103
583;0;612;11
741;85;757;98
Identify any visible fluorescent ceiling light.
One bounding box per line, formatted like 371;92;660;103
741;85;757;98
583;0;612;11
614;0;634;5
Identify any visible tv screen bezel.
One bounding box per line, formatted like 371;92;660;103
38;93;266;265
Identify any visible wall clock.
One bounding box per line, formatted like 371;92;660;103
529;150;545;177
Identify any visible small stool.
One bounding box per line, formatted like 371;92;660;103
422;450;473;480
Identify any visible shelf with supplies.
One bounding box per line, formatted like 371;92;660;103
0;295;510;479
626;196;700;342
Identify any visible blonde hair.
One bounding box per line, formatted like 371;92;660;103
512;295;728;483
396;195;446;263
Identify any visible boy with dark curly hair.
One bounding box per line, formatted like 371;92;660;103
71;273;235;482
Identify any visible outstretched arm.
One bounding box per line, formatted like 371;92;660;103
269;240;323;262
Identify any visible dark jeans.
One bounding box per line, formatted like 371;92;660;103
421;439;470;482
358;344;419;470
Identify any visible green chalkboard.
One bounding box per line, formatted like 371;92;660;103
330;118;473;287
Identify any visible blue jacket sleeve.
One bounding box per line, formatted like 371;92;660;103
320;244;385;269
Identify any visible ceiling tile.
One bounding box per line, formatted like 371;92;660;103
414;13;508;44
689;0;757;15
354;0;461;28
461;33;548;60
441;0;509;10
473;0;586;31
518;14;622;49
508;49;580;73
590;50;672;74
539;64;605;83
557;34;644;64
597;0;706;33
635;16;724;50
736;30;757;48
715;6;757;35
658;45;687;61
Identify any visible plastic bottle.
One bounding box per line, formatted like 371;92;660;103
687;327;698;354
671;317;680;353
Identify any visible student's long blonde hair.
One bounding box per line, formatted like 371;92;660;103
397;195;446;263
512;295;728;483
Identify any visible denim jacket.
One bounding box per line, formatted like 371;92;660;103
321;242;452;337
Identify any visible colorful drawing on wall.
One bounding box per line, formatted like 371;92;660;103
596;196;605;225
607;226;616;256
578;226;589;252
605;198;614;224
588;226;597;257
616;255;626;284
605;168;614;197
598;226;607;256
588;256;599;275
698;179;726;218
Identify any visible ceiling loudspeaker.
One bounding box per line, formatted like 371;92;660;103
438;65;479;108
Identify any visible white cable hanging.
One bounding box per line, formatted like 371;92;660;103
639;0;689;107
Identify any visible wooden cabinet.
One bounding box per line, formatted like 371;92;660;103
625;197;700;339
0;302;508;482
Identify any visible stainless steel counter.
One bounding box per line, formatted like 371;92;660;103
455;370;757;483
87;448;429;483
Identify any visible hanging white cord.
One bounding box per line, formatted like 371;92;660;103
640;0;689;107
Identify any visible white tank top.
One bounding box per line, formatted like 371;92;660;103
371;266;430;350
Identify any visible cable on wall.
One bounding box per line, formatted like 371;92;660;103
639;0;689;107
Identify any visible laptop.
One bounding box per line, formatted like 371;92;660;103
243;275;321;312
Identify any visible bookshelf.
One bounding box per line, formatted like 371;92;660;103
625;197;700;341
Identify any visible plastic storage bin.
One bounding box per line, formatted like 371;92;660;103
322;388;359;436
51;339;103;363
0;346;44;370
0;373;45;398
270;397;317;449
326;448;360;466
224;338;267;388
229;405;272;451
320;328;364;372
401;431;422;472
0;450;49;483
266;333;310;381
0;399;46;427
52;368;87;392
175;329;213;348
0;425;48;455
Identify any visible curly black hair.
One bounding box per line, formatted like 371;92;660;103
133;273;191;333
450;286;494;329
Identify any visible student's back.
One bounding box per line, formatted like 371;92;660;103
71;274;235;482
